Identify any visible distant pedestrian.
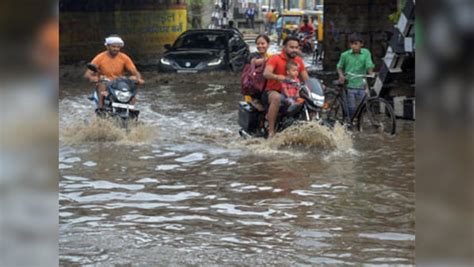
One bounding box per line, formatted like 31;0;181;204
270;9;278;34
210;4;220;29
246;5;257;29
265;9;273;34
275;16;283;45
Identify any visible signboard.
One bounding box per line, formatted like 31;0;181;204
114;7;187;45
60;5;187;63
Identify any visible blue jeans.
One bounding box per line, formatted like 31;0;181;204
346;88;365;118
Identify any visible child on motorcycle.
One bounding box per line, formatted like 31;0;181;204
281;60;302;105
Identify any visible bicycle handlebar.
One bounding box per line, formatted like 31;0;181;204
345;72;376;79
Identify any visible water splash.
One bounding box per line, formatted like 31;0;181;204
271;121;352;150
237;121;353;155
60;117;158;144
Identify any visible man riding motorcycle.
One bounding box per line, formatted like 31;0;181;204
263;36;310;138
84;35;144;113
298;16;315;52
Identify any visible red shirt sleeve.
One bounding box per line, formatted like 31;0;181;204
297;58;306;73
266;55;278;69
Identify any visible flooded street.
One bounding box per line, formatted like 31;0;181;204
59;73;414;265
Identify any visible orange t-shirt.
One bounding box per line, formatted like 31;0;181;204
265;51;305;93
91;51;138;80
266;11;273;22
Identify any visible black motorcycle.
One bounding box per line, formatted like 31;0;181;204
238;78;330;138
86;63;140;122
297;32;314;54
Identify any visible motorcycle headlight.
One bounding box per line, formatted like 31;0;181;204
311;93;325;107
208;58;222;66
160;58;171;65
116;91;132;102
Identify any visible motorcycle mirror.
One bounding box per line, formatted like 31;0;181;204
86;63;99;73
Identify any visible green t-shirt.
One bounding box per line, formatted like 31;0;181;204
337;48;375;89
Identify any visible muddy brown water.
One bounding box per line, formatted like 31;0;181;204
59;73;414;266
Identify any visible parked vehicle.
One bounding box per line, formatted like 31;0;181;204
159;29;249;73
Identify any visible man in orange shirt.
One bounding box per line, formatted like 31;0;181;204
263;36;309;138
84;35;144;110
265;9;273;34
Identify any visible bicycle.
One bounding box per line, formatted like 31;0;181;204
325;72;396;135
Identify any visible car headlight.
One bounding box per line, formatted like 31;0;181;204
160;58;171;65
116;91;132;102
208;58;222;66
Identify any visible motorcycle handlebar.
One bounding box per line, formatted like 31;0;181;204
282;79;300;85
96;76;142;85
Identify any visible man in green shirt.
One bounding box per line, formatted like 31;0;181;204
337;33;375;117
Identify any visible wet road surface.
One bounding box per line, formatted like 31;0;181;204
59;72;414;266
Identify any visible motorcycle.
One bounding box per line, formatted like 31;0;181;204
238;78;330;138
298;32;314;54
283;28;299;39
86;63;140;122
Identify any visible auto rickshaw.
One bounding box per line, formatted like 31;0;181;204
275;10;304;44
303;10;324;42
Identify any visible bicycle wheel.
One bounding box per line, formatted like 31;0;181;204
358;98;396;135
326;94;347;126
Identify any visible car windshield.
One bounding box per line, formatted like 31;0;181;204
283;16;301;25
173;33;227;50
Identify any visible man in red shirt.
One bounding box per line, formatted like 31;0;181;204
299;16;315;37
263;36;309;138
299;16;315;52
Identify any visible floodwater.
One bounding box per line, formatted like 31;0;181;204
59;73;415;266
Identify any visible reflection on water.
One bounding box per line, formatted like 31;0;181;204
59;78;414;265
